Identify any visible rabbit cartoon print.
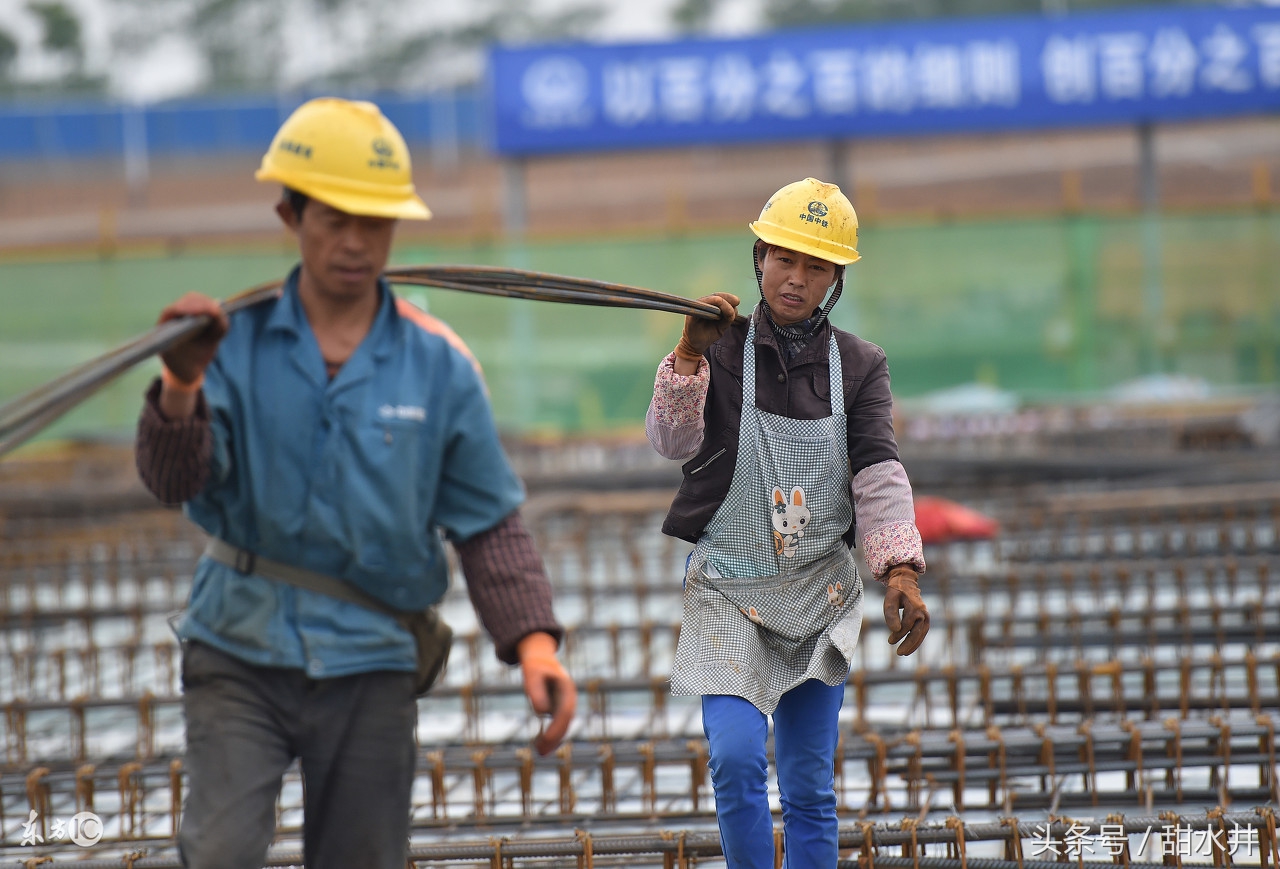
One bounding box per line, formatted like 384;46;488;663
771;486;809;557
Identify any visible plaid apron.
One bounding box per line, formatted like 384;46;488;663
671;316;862;714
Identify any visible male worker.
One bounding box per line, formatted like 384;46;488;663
135;97;576;869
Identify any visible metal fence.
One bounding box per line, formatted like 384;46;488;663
0;91;485;163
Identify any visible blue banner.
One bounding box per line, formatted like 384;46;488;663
489;5;1280;155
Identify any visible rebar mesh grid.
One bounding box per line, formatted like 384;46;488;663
2;441;1279;867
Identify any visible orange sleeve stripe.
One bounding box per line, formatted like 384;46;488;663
395;297;484;377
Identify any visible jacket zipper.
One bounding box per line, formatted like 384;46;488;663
689;447;727;475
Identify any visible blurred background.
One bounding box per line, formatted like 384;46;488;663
0;0;1276;437
2;1;1280;866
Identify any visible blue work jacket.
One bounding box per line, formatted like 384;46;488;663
177;267;525;678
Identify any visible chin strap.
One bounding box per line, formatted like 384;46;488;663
753;241;844;341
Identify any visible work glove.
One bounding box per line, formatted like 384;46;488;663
518;632;578;756
157;292;230;386
674;293;740;363
883;565;930;657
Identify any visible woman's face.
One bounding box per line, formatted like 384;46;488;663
759;244;838;326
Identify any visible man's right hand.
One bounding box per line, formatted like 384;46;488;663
159;293;230;385
674;292;740;365
517;632;578;756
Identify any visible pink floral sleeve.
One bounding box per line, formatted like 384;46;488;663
861;522;926;579
645;352;709;460
851;460;926;579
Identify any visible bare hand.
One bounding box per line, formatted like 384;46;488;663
883;565;929;656
158;292;229;384
674;293;740;362
517;632;577;755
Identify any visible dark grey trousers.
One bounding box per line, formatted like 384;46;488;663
178;641;417;869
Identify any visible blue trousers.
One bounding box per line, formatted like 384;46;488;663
702;679;846;869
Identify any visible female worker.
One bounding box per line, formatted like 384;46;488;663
645;177;930;867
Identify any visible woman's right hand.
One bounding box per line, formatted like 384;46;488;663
884;566;930;656
674;293;740;363
158;292;230;385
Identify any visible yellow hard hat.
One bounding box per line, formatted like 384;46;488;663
749;177;859;265
255;97;431;220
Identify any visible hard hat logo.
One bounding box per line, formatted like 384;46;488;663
368;138;401;171
748;177;860;265
254;97;432;220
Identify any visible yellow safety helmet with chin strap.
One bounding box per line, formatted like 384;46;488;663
749;177;859;265
255;97;431;220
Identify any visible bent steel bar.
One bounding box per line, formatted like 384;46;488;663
0;281;285;457
0;267;731;458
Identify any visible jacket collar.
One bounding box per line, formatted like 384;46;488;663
265;265;397;390
751;305;832;368
267;267;394;350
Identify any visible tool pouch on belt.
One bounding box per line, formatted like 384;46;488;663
401;607;452;695
204;539;452;695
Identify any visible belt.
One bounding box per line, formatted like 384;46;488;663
203;538;409;625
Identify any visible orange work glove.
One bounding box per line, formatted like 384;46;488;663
674;293;740;363
158;292;230;386
517;632;578;756
883;565;930;657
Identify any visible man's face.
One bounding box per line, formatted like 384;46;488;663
759;244;838;326
277;199;397;302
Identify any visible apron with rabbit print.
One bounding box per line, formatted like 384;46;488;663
671;315;863;714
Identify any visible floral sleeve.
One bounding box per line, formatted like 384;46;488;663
644;352;709;461
852;460;926;579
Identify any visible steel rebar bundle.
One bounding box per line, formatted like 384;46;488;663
0;267;735;459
